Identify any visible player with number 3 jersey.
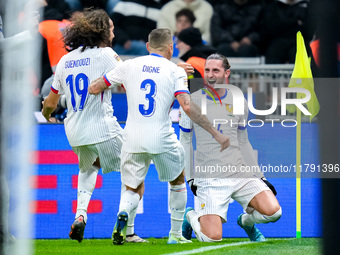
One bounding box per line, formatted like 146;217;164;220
104;51;188;154
89;28;230;245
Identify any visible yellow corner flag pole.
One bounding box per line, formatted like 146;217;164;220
296;98;301;238
289;31;320;239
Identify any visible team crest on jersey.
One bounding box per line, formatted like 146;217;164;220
200;203;205;209
179;110;182;119
114;54;121;62
226;104;235;117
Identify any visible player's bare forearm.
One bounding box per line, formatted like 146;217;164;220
42;92;60;122
190;102;230;151
190;102;215;132
88;77;107;95
176;93;230;151
42;106;56;122
42;99;57;122
177;93;215;134
177;93;209;129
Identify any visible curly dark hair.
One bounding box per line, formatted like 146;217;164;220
63;8;112;52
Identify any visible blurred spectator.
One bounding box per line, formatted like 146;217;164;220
157;0;213;44
211;0;262;58
176;27;216;79
172;8;196;57
38;1;71;120
38;2;70;91
258;0;311;64
110;0;162;55
174;8;196;37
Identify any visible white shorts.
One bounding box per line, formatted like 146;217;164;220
72;135;122;174
120;144;185;189
195;177;270;223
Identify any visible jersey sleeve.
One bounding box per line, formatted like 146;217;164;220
179;106;192;133
174;66;189;97
51;60;64;95
104;60;127;88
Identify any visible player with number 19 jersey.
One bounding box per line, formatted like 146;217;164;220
104;53;189;153
51;47;122;147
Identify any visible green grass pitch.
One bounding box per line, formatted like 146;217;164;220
34;238;321;255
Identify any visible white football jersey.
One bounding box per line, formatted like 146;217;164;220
105;53;189;153
52;46;123;147
179;88;248;169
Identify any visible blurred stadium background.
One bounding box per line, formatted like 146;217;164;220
1;0;339;255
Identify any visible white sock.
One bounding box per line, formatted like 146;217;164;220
245;206;255;214
120;184;137;236
119;190;140;218
76;165;99;223
242;207;282;227
186;210;220;242
186;209;200;236
126;207;137;236
169;183;187;238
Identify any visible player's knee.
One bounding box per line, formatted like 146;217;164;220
170;171;185;185
268;203;281;216
266;207;282;223
262;201;281;216
201;229;222;242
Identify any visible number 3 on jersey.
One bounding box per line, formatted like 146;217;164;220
139;79;157;117
66;73;89;112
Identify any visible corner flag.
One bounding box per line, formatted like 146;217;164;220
289;32;320;239
289;31;320;121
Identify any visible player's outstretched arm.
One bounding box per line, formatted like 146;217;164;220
42;91;61;122
88;77;108;95
176;93;230;152
177;62;194;77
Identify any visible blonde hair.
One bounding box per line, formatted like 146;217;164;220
148;28;173;51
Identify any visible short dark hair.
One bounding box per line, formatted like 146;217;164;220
63;8;112;52
206;53;231;70
175;8;196;25
148;28;172;51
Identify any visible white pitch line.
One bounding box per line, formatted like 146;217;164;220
162;241;255;255
163;239;293;255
